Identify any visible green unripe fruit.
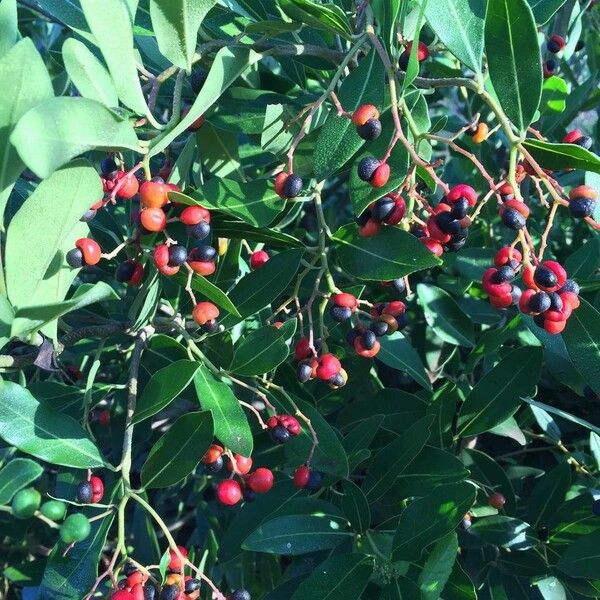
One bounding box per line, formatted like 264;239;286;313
60;513;91;543
12;488;41;519
40;500;67;522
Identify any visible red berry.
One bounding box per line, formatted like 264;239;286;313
250;250;269;270
140;207;166;232
75;238;102;266
202;444;224;464
488;492;506;509
569;185;597;201
127;571;144;587
544;319;566;334
188;260;216;276
405;41;429;61
359;218;382;237
447;184;478;207
216;480;242;505
370;163;390;188
494;246;522;268
112;591;133;600
294;337;313;361
316;354;341;381
247;468;274;494
168;545;188;571
115;172;139;199
130;583;144;600
354;336;380;358
351;104;380;127
192;302;219;326
421;237;444;256
228;454;253;475
90;475;104;503
385;194;406;224
293;465;310;489
180;205;211;225
140;180;169;209
332;293;357;310
274;172;288;198
383;300;406;317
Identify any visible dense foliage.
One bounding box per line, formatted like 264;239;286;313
0;0;600;598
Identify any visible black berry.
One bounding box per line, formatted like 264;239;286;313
357;156;380;182
391;278;406;294
450;197;470;219
575;135;593;150
206;455;224;472
297;361;313;383
548;292;563;311
115;261;136;282
370;320;389;337
185;579;201;594
529;292;551;313
357;118;382;141
80;208;97;222
189;245;217;262
534;266;558;289
271;425;290;444
66;248;84;268
76;481;93;503
160;584;179;600
372;197;395;222
436;212;462;235
560;279;580;295
306;471;322;491
100;157;118;176
360;330;377;350
501;208;526;230
168;245;188;267
330;305;352;322
282;174;303;198
570;197;595;218
230;590;251;600
188;221;211;241
492;266;515;284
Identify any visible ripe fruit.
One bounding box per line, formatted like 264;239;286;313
399;40;429;70
547;34;566;53
101;156;118;176
12;488;41;519
283;174;303;199
315;353;341;381
90;475;104;503
139;208;167;232
357;156;381;182
250;250;269;270
66;238;102;268
488;492;506;510
60;513;91;543
40;500;67;521
228;454;253;475
293;465;310;488
352;104;382;140
267;414;302;442
533;261;566;292
139;178;169;208
153;245;180;276
216;480;242;505
76;480;93;503
563;129;593;150
569;185;597;218
115;171;139;199
247;468;274;494
500;201;529;230
168;545;188;571
192;302;219;328
543;59;557;78
468;122;489;144
116;260;144;286
188;245;217;276
112;591;133;600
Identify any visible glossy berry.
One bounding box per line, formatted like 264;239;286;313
60;513;91;543
547;34;566;53
67;238;101;267
271;425;291;444
357;156;381;182
283;174;303;198
160;584;179;600
192;302;219;326
250;250;269;270
116;260;143;285
371;163;390;188
293;465;310;488
306;470;323;491
202;443;224;464
139;179;169;209
450;197;470;219
297;360;313;383
448;184;478;207
570;197;595;218
330;305;352;322
40;500;67;521
185;578;201;594
372;197;395;222
181;205;211;225
12;488;41;519
100;156;118;176
351;104;379;126
529;292;551;314
370;320;389;337
76;481;93;503
492;265;516;283
206;455;224;472
333;292;357;309
329;368;348;389
471;122;489;144
294;337;314;360
167;545;188;572
488;492;506;510
217;479;242;506
543;59;557;77
90;475;104;503
534;261;566;292
80;208;97;222
228;454;253;475
501;207;527;230
115;172;139;199
247;468;274;494
560;279;580;295
189;245;217;263
357;118;382;140
316;353;341;381
230;590;251;600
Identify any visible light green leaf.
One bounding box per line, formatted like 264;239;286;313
278;0;353;38
150;0;216;70
522;139;600;175
0;0;17;58
62;38;119;107
11;97;140;178
418;533;458;600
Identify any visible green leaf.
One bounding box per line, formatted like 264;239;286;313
39;505;115;599
62;38;119;107
470;515;538;550
313;48;385;180
340;480;370;534
80;0;148;115
229;325;289;376
11;282;118;338
564;238;600;280
175;178;284;228
423;0;486;73
172;270;240;316
333;225;441;281
417;284;475;347
194;365;253;456
242;514;351;555
0;381;105;468
220;248;303;327
0;0;17;58
289;553;374;600
261;103;299;155
278;0;352;38
196;122;241;179
211;217;304;248
540;76;568;115
363;415;434;501
141;411;214;488
548;494;600;545
418;533;458;600
371;0;400;56
522;139;600;174
348;112;410;214
485;0;542;131
150;47;262;157
527;463;571;529
392;482;476;561
133;360;201;424
378;332;431;390
150;0;216;70
0;38;54;194
523;397;600;437
563;299;600;395
11;97;140;178
526;0;566;23
457;347;542;437
0;458;43;504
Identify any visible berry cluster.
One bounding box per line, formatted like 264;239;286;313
351;104;382;141
356;192;406;237
482;247;523;309
267;414;302;443
294;341;347;388
498;184;530;230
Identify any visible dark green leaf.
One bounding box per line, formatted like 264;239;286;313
522;139;600;174
333;225;442;281
470;515;537;550
363;415;434;501
527;463;571;529
172;270;240;316
457;347;542;437
313;48;385;180
418;533;458;600
278;0;352;38
526;0;566;23
485;0;542;131
423;0;486;73
378;332;431;390
340;480;370;534
242;514;351;555
141;411;214;488
194;365;253;456
0;458;43;504
0;381;105;468
133;360;200;424
211;217;304;248
0;0;17;58
417;284;475;347
229;325;290;376
392;482;477;561
548;494;600;545
289;553;374;600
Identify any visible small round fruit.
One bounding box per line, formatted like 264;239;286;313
139;179;169;208
282;174;303;199
228;454;253;475
297;360;313;383
250;250;269;270
270;424;290;444
316;354;341;381
247;468;274;494
76;481;93;503
140;208;167;232
357;118;382;141
293;465;310;488
192;302;219;326
188;221;211;241
160;584;179;600
40;500;67;521
230;590;251;600
168;545;188;571
488;492;506;510
501;207;527;230
357;156;380;182
185;578;201;594
371;163;391;188
351;104;379;126
569;197;595;218
216;480;242;505
60;513;91;543
116;172;139;199
168;245;188;267
100;156;118;176
90;475;104;503
12;488;41;519
330;305;352;322
306;470;322;491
